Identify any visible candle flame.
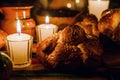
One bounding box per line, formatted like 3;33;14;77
17;19;21;35
23;10;26;18
45;16;49;24
98;0;101;2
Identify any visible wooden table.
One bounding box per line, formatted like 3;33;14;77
9;52;120;80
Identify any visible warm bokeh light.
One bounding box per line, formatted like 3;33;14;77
67;3;72;8
75;0;80;3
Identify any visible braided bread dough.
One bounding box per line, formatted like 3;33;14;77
98;8;120;42
75;14;99;37
36;25;103;70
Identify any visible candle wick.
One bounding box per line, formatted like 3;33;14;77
46;22;49;25
18;32;21;36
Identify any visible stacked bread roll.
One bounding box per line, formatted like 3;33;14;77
34;8;120;70
36;15;103;70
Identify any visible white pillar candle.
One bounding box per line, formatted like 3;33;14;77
88;0;110;20
36;16;58;42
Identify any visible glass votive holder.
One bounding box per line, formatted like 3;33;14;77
88;0;110;20
36;24;58;42
6;33;33;68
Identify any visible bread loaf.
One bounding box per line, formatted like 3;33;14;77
0;29;8;49
98;8;120;52
98;8;120;42
36;25;103;70
75;14;99;37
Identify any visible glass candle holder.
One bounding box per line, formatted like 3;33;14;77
88;0;110;20
36;24;58;42
6;33;33;68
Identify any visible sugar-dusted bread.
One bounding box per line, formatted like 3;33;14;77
36;25;103;70
98;8;120;42
75;14;99;37
98;8;120;53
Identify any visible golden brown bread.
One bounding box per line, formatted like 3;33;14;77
36;25;103;70
58;25;86;45
0;29;8;49
75;14;99;37
78;35;103;66
98;8;120;42
46;43;82;68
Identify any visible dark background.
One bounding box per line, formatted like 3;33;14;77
109;0;120;8
0;0;120;8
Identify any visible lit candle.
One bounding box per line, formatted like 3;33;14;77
75;0;80;9
6;19;33;68
88;0;110;20
36;16;58;42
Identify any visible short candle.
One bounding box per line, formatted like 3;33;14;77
6;19;33;68
6;33;33;68
36;16;58;42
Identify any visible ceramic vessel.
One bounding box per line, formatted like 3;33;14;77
0;6;36;39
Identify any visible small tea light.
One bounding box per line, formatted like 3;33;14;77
88;0;110;20
6;19;33;68
36;16;58;42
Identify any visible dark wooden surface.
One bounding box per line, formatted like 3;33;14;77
10;64;120;80
9;51;120;80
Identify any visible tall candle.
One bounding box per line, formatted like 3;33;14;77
88;0;110;20
6;20;33;68
75;0;81;10
36;16;58;42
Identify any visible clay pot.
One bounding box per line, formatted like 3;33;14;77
0;6;36;39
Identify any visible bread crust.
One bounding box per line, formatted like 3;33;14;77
76;14;99;37
36;25;103;70
98;8;120;42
